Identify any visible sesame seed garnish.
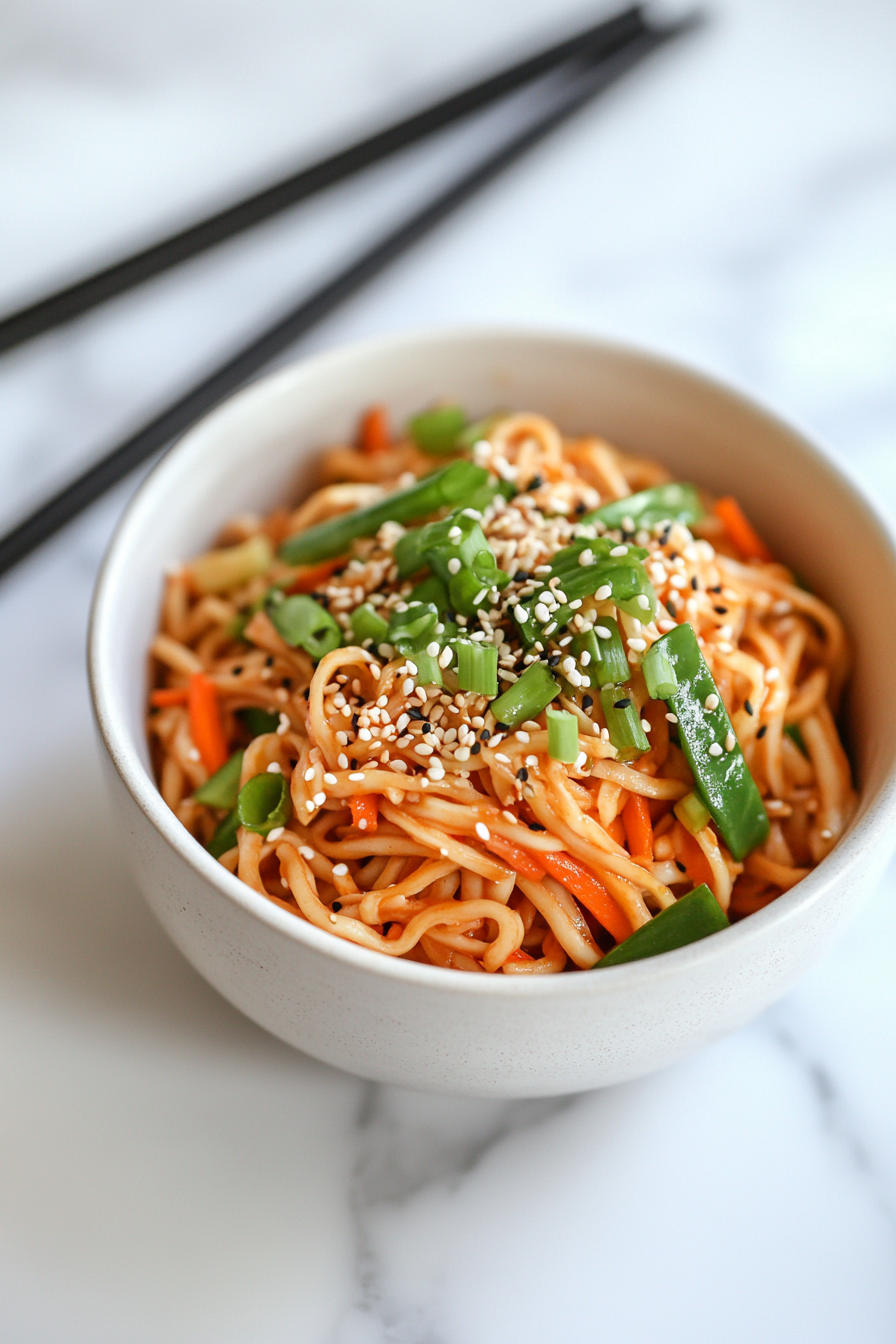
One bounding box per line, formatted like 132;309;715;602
447;557;461;575
595;584;612;601
704;694;719;711
708;743;723;757
666;712;678;723
765;667;781;683
267;762;283;774
299;846;315;860
475;822;490;841
724;731;736;751
348;772;365;781
610;545;628;557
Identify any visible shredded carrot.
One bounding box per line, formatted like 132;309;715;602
482;832;547;882
713;495;773;563
385;921;403;941
359;404;390;454
673;821;714;889
504;948;535;964
187;672;228;773
540;852;632;944
350;795;379;833
284;557;346;594
150;687;189;707
623;793;654;862
607;815;626;847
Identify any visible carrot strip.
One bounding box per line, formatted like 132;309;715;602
503;949;535;964
482;832;547;882
385;921;403;941
607;815;626;847
673;821;714;890
623;793;654;862
350;795;379;834
284;557;346;594
541;851;632;944
150;687;189;707
713;496;773;563
187;672;228;773
359;404;390;454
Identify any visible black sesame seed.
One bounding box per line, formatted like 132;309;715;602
313;592;330;610
582;695;593;711
332;901;342;913
669;551;679;561
757;725;767;739
265;655;274;667
526;474;544;491
574;501;587;516
351;758;359;769
232;665;243;676
675;860;687;873
744;700;754;716
408;706;425;720
613;697;632;710
516;767;529;781
303;688;310;700
282;677;292;689
548;654;561;667
495;721;509;733
713;606;728;615
690;576;699;591
351;713;360;731
526;820;546;831
471;742;482;755
479;728;491;741
667;600;677;617
513;570;530;583
709;585;722;594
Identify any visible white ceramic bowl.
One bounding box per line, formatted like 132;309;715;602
89;328;896;1098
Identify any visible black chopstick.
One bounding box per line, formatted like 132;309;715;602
0;6;646;356
0;17;697;582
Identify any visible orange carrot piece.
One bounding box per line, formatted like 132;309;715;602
385;921;403;941
482;832;547;882
350;794;379;834
187;672;228;773
541;851;632;944
674;822;714;890
359;404;390;454
623;793;654;862
607;815;626;847
284;557;346;594
150;687;189;707
713;496;773;563
504;949;535;965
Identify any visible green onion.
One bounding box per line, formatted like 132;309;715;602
239;707;280;737
448;567;493;616
642;639;679;699
547;708;579;763
599;686;649;762
268;594;342;660
408;404;467;456
404;510;510;615
409;574;449;609
590;617;630;687
456;411;503;451
193;750;244;809
465;477;517;512
403;649;442;686
236;772;291;835
207;807;240;858
583;482;703;532
280;460;488;564
784;722;808;756
596;885;728;967
674;790;711;836
386;601;439;646
350;603;389;645
490;661;558;730
456;641;498;695
394;526;430;579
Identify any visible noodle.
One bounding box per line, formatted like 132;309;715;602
147;405;858;972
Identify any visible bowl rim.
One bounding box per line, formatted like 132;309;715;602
88;323;896;999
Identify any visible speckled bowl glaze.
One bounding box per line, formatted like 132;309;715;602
88;329;896;1097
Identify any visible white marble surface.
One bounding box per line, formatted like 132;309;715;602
2;1;895;1339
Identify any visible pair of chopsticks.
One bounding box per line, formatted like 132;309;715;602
0;6;699;580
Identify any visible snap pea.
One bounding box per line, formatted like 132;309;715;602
583;482;703;533
643;622;769;860
236;772;291;835
280;461;487;564
408;404;467;456
193;750;244;809
585;617;630;688
599;685;649;761
596;884;728;967
207;807;240;858
239;707;280;737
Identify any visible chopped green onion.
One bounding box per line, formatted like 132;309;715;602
403;649;442;686
547;708;579;763
596;885;728;967
456;641;498;696
207;807;240;858
386;601;439;646
408;404;467;455
268;594;342;660
490;661;558;730
465;476;517;512
236;772;291;836
599;686;649;762
350;603;389;645
394;526;430;579
784;722;808;756
583;482;703;532
403;510;510;615
589;617;630;687
674;790;711;836
280;460;488;564
642;639;679;699
409;574;449;609
456;411;504;451
239;707;280;737
448;567;492;616
193;750;244;809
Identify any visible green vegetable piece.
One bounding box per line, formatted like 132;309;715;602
674;790;711;836
386;601;439;646
394;526;430;579
207;807;240;858
465;477;517;512
193;750;244;809
408;404;467;455
404;649;442;686
239;707;280;737
456;411;504;451
596;885;728;967
350;603;389;645
590;617;630;687
642;639;679;699
490;661;558;729
409;574;449;609
584;482;703;532
599;685;649;761
649;621;769;860
784;722;808;756
406;510;510;616
268;593;342;660
236;772;291;836
456;641;498;696
280;461;488;564
547;708;579;763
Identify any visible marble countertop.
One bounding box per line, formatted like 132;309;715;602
2;1;895;1339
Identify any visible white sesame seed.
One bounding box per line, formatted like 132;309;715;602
305;800;315;811
725;731;736;751
337;753;349;769
440;847;450;857
475;822;490;842
454;746;471;761
595;584;612;601
426;641;440;657
370;664;381;680
628;638;647;652
323;772;337;785
188;747;201;762
329;913;338;924
820;828;833;840
641;719;652;732
389;760;408;772
299;845;315;860
595;625;612;639
708;743;723;757
544;622;557;636
267;826;285;842
495;752;512;764
414;744;434;756
405;661;418;676
515;731;530;743
313;791;326;806
448;526;462;541
267;762;283;774
765;667;781;682
704;693;719;711
513;606;529;623
348;772;365;781
666;713;678;723
610;544;628;557
438;647;454;668
636;594;650;610
534;565;552;575
403;678;415;695
579;650;591;666
578;549;594;566
358;728;372;741
332;863;349;877
447;557;462;575
303;766;315;782
525;754;539;768
658;619;676;633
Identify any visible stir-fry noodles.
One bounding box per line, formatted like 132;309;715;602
148;403;856;973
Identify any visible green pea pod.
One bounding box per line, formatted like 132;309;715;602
583;482;703;532
268;593;342;660
207;808;240;858
239;707;280;737
596;885;728;967
644;622;769;860
193;750;244;809
408;404;467;455
236;772;291;836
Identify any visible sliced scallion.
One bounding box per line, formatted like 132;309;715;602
268;593;342;660
583;482;703;532
590;617;630;687
456;641;498;696
674;790;711;836
642;639;679;699
599;686;649;762
547;708;579;763
489;661;559;730
207;807;240;858
350;603;389;645
239;707;280;737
